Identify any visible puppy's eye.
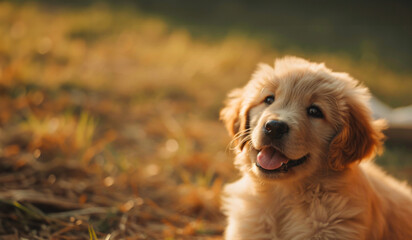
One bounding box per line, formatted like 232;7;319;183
263;95;275;105
307;105;324;118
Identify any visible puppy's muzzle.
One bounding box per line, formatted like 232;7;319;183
264;120;289;139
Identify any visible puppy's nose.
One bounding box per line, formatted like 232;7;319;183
264;120;289;139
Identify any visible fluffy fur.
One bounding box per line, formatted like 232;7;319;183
220;57;412;240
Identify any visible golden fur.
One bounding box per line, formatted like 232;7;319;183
220;57;412;240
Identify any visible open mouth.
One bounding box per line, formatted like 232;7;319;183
255;146;308;173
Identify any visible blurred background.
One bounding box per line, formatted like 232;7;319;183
0;0;411;239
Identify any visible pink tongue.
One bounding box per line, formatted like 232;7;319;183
257;147;289;170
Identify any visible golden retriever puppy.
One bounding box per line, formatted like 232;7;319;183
220;57;412;240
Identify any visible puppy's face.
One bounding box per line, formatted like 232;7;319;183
221;57;384;182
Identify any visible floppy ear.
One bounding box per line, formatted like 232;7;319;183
328;99;386;170
220;88;244;137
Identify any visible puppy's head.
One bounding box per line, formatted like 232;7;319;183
221;57;385;182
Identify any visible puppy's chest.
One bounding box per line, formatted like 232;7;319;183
248;189;353;240
254;197;311;239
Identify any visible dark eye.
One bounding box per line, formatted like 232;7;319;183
307;105;324;118
263;95;275;105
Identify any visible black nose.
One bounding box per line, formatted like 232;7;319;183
264;120;289;139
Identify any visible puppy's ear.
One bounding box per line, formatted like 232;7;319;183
328;99;386;170
220;88;244;137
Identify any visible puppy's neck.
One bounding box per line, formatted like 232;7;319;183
247;164;359;196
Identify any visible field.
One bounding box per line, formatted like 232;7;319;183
0;2;411;239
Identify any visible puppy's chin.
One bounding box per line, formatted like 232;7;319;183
247;147;311;182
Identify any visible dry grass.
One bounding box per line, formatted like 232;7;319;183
0;2;411;239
